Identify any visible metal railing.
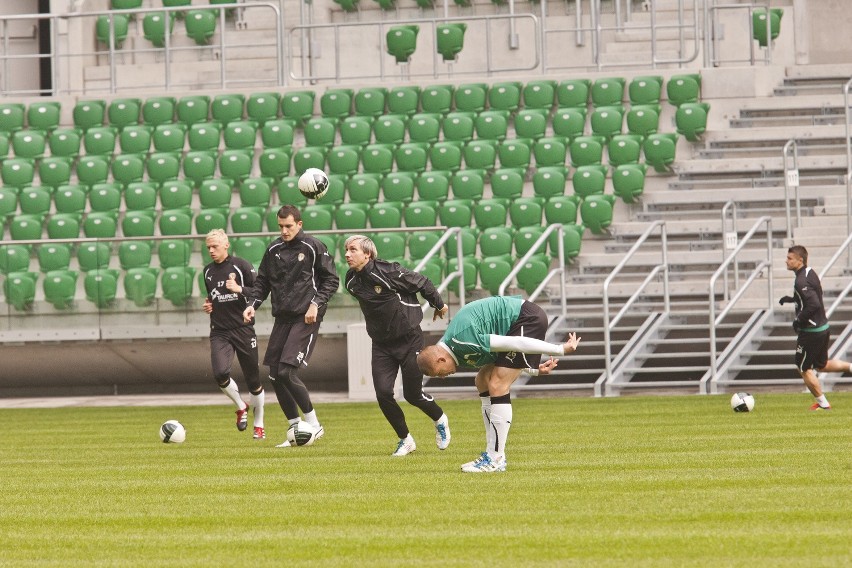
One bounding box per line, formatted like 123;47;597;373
844;78;852;247
412;226;466;310
703;216;773;394
782;139;801;239
705;1;778;68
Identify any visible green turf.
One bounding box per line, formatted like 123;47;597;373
1;393;850;567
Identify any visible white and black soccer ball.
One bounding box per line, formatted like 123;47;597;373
286;421;319;446
730;392;755;413
297;168;330;200
160;420;187;443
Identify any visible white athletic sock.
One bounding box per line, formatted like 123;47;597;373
816;394;830;407
288;417;301;427
250;390;265;428
220;378;245;409
488;402;513;461
480;395;493;452
304;409;320;428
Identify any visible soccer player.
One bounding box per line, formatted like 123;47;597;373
417;296;580;473
779;245;851;410
240;205;339;447
201;229;266;439
343;235;451;457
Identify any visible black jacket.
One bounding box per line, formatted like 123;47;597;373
245;230;339;322
345;258;444;343
203;255;256;331
793;266;829;330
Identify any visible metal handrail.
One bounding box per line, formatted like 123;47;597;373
600;221;669;387
706;2;775;67
818;231;852;318
720;200;739;299
704;216;773;394
782;139;800;239
844;78;852;249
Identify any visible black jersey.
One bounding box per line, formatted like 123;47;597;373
203;255;256;331
792;266;829;332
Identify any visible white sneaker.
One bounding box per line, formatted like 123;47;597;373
313;424;324;441
392;436;416;457
435;417;451;450
461;452;506;473
275;439;292;448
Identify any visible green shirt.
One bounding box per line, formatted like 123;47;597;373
439;296;524;368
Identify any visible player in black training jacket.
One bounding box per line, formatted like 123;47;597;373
343;234;451;457
779;245;852;410
202;229;266;439
241;205;339;447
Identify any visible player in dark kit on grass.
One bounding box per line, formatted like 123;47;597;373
418;296;580;473
202;229;266;439
343;235;451;457
779;245;852;410
241;205;339;447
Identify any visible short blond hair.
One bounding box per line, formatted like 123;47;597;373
205;229;229;246
344;234;377;259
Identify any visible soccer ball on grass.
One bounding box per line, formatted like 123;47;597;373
298;168;330;200
286;421;319;446
160;420;187;443
730;392;755;413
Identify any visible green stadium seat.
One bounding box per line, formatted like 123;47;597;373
151;123;186;153
292;146;326;173
388;86;421;116
533;137;568;167
509;197;544;228
354;87;387;119
187;121;221;152
446;257;478;291
420;85;454;115
43;269;78;309
441;111;474;143
96;14;129;49
408;113;442;144
195;208;228;234
38;244;72;272
146;152;181;184
552;107;586;143
83;126;118;156
590;105;624;140
612;163;647;204
550;223;585;263
47;128;82;159
231;207;265;234
198;178;233;210
304;118;338;149
159;209;193;236
77;241;111;272
76;155;110;187
10;214;44;240
473;198;508;230
185;9;217;45
27;102;61;132
436;23;466;62
158;239;192;268
374;233;407;260
403;201;438;228
161;266;196;305
463;139;497;171
522;80;557;110
417;172;450;202
11;130;46;159
108;98;141;129
0;186;16;219
591;77;625;108
532;166;568;199
514;109;548;140
453;83;487;114
395;142;429;174
339;116;373;147
626;105;661;138
38;157;72;190
490;168;524;200
517;254;551;294
211;93;245;125
4;271;37;310
280;91;315;126
438;199;472;228
276;176;308;208
474;110;509;142
182;150;218;187
488;81;523;113
19;186;52;216
572;164;607;198
607;134;642;167
222;120;257;150
381;171;416;203
373;115;407;145
142;12;175;48
444;226;479;258
334;203;369;230
1;157;35;189
479;256;513;295
347;173;381;205
121;210;156;238
230;237;266;267
753;8;783;48
407;231;440;261
0;244;31;274
580;194;616;234
332;0;360;12
218;149;254;186
447;170;483;201
163;0;192;17
301;205;333;231
83;211;118;238
643;133;678;173
119;125;152;155
246;92;280;125
386;25;419;64
0;103;26;133
176;95;210;126
556;79;590;108
544;194;580;225
239;178;272;208
124;267;158;307
628;76;664;106
0;131;9;159
261;119;295;148
321;175;346;206
514;226;546;257
320;88;354;121
569;136;604;168
156;181;190;212
368;201;403;229
498;138;532;171
675;102;710;142
111;154;145;187
72;100;106;131
429;141;463;173
666;74;701;106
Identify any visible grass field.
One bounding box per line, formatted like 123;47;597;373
2;392;850;567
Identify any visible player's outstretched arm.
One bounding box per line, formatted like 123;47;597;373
562;332;581;354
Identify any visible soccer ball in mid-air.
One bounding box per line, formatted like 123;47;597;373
160;420;187;443
730;392;755;413
298;168;330;200
286;421;319;446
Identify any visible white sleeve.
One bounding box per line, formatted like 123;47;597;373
488;335;564;356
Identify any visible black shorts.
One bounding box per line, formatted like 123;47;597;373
263;316;322;369
795;329;830;372
210;326;260;389
494;300;549;370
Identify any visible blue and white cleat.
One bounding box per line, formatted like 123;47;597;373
461;452;506;473
435;418;451;450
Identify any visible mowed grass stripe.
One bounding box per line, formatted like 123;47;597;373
1;393;849;567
